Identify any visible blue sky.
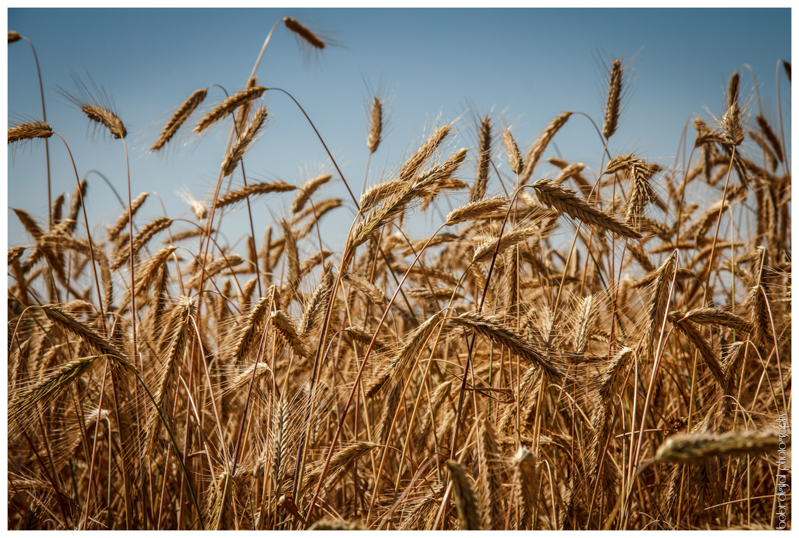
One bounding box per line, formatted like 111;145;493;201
6;8;792;262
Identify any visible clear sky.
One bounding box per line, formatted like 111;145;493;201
6;8;792;263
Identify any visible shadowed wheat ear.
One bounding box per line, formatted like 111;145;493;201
207;471;236;530
641;251;676;358
151;88;207;151
8;121;53;145
8;30;21;43
283;17;328;51
216;180;296;209
655;429;784;463
514;446;540;530
292;173;332;213
532;178;642;239
603;59;623;139
446;460;482;530
221;106;268;176
194;86;266;134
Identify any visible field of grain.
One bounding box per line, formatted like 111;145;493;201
7;15;791;530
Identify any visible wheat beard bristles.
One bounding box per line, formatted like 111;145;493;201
111;217;173;271
532;178;642;240
399;124;452;182
603;59;623;139
151;88;207;151
8;121;54;145
502;129;524;175
194;86;266;134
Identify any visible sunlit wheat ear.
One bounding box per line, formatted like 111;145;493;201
399;124;452;181
367;96;383;154
642;251;676;359
532;178;641;240
10;355;105;416
111;217;172;271
151;88;207;151
177;186;208;220
215;180;296;209
519;111;572;185
271;310;307;358
107;191;149;242
8;246;25;266
448;312;561;378
193;86;266;134
283;17;328;51
221;106;268;176
472;223;537;263
469;115;492;202
360;179;404;212
655;429;784;463
502;129;524;175
292;173;332;214
603;59;623;139
185;253;243;290
446;460;482;530
8;121;53;145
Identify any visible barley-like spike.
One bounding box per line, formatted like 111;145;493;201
10;354;104;415
448;312;560;378
151;88;207;151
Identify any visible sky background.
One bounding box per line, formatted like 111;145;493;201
6;8;792;277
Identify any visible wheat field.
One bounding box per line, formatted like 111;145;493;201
7;14;791;530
